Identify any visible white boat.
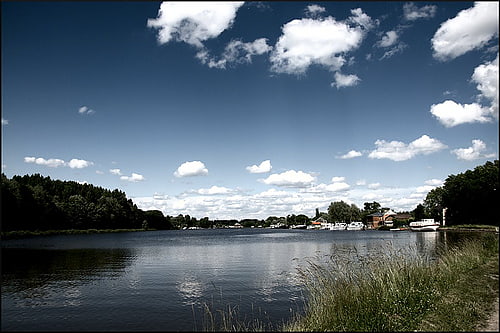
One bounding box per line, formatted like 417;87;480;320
409;219;440;231
330;223;347;230
346;221;365;231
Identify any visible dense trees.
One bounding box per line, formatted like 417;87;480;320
422;160;498;225
3;160;496;233
327;201;361;223
1;173;173;232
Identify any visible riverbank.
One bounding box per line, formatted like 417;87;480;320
282;233;499;332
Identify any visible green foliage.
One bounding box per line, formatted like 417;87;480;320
328;201;360;223
284;234;499;332
0;173;172;232
421;160;499;226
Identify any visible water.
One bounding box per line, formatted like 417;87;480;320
1;228;452;331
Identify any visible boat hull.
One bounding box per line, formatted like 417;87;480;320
410;225;439;231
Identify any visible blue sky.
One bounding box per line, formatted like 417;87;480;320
2;1;498;220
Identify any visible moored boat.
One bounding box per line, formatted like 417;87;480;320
330;222;347;230
346;221;365;231
409;219;440;231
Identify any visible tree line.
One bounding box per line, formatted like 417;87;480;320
1;160;497;232
420;159;498;226
0;173;173;232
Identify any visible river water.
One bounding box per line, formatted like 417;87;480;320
1;228;459;331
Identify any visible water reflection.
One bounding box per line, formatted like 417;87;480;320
1;229;482;331
2;248;136;293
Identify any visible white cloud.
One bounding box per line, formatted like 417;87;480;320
78;106;95;115
147;1;244;48
430;100;493;127
246;160;272;173
1;118;8;125
305;4;326;17
270;15;365;75
197;38;272;69
471;54;499;119
377;30;398;48
24;156;66;168
452;139;496;160
331;176;345;183
196;185;233;195
68;158;93;169
348;8;376;30
368;135;447;161
132;182;437;221
416;185;435;193
403;2;437;21
120;173;145;182
174;161;208;177
331;72;361;88
425;178;443;186
356;179;366;186
368;182;381;189
110;168;122;175
380;42;407;60
260;170;316;188
431;2;499;61
304;182;350;193
338;150;363;159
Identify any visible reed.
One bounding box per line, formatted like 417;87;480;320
284;233;499;332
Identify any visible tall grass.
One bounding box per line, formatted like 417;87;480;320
284;233;499;332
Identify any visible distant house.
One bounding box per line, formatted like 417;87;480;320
394;213;412;222
366;210;396;229
308;216;327;230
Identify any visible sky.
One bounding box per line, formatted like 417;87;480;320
1;1;498;220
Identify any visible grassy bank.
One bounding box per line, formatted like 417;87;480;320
1;228;152;240
283;233;499;332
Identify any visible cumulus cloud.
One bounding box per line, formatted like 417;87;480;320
368;135;447;161
331;176;345;182
196;185;234;195
147;1;244;48
348;8;376;30
260;170;316;188
431;2;499;61
24;156;93;168
356;179;366;186
68;159;93;169
174;161;208;177
197;38;272;69
110;168;122;175
471;54;499;119
270;13;368;75
368;182;381;189
431;55;498;126
304;181;350;193
403;2;437;21
120;173;145;182
1;118;8;125
338;150;363;159
452;139;496;160
416;185;436;193
78;106;95;115
331;72;361;88
425;178;443;186
246;160;272;173
430;100;493;127
378;30;399;48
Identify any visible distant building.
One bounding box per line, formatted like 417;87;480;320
308;216;327;230
366;210;396;229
